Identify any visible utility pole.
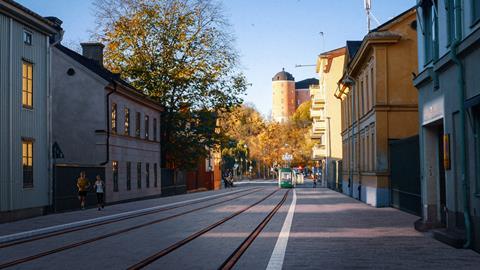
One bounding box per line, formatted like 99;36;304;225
319;31;325;52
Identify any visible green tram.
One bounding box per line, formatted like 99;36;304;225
278;168;295;188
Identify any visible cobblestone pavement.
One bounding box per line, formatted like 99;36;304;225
283;184;480;270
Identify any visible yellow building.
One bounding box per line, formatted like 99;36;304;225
336;8;418;207
310;47;346;190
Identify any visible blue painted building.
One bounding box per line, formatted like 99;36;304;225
0;0;62;221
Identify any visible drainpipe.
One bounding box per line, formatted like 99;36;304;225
9;18;13;211
451;0;472;249
48;31;63;212
100;81;117;166
344;76;356;197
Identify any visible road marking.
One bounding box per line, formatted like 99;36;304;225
266;189;296;270
0;188;252;244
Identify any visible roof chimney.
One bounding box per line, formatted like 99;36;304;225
80;42;104;66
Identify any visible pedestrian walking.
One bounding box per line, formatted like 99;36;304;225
312;176;317;188
76;171;90;210
94;175;105;210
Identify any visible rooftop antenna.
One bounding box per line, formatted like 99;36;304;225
364;0;380;32
365;0;371;31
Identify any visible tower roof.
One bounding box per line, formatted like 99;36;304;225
272;68;294;81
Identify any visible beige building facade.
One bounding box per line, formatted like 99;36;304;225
310;47;346;190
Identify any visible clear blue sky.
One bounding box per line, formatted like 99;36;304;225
17;0;415;116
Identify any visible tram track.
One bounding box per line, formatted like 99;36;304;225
219;189;290;270
126;189;289;270
0;187;258;250
0;188;264;269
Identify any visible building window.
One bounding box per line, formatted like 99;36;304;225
370;67;374;108
365;74;370;111
146;163;150;188
472;0;480;25
445;0;455;46
22;140;33;188
137;162;142;189
422;0;439;63
111;103;117;134
112;161;119;192
371;129;375;171
154;163;158;188
126;161;131;191
135;112;141;138
23;30;32;45
22;61;33;108
153;118;157;141
360;80;365;116
145;115;150;140
124;108;130;135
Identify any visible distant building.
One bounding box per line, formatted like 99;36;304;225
295;78;318;107
51;42;162;210
413;0;480;252
271;69;318;122
337;8;419;207
0;0;62;222
311;47;346;190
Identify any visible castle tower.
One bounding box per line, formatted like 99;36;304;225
272;68;296;122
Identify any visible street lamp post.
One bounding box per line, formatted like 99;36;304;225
326;116;331;188
240;158;243;180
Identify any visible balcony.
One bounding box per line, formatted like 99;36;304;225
312;120;326;132
312;144;326;160
312;94;325;105
310;108;324;118
309;84;320;96
310;129;323;140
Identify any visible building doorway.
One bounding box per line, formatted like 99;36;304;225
422;119;446;226
437;127;447;226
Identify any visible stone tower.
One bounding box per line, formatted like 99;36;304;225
272;68;296;122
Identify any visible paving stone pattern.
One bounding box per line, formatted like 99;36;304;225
283;187;480;270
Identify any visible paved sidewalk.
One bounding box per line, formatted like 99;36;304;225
0;187;247;238
283;187;480;270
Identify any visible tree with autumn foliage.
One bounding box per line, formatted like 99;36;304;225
92;0;246;169
221;102;314;179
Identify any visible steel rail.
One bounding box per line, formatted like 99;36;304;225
0;188;264;269
219;189;290;270
126;189;283;270
0;188;258;249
